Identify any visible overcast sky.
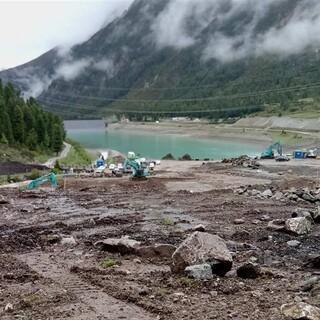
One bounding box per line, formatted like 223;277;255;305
0;0;134;70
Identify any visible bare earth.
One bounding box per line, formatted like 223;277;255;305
0;159;320;319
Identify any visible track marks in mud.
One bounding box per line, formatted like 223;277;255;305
18;252;155;320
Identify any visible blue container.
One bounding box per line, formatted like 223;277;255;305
293;150;305;159
96;159;105;167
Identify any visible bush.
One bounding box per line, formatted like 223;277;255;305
179;153;192;161
162;153;175;160
27;169;42;180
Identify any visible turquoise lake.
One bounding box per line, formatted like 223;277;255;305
65;120;261;160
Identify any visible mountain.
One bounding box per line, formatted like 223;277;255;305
1;0;320;119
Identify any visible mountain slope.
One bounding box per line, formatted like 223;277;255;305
1;0;320;119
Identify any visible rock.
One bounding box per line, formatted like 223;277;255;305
312;207;320;223
235;188;246;195
133;258;142;264
292;209;314;222
262;189;273;198
94;236;141;255
302;192;316;203
91;198;104;205
260;215;271;222
47;234;61;244
273;191;283;200
171;232;233;276
234;219;245;225
280;302;320;320
267;219;286;232
61;236;77;246
4;303;13;313
137;244;176;258
185;263;213;280
250;189;261;196
287;240;301;247
193;224;206;232
0;195;9;205
304;255;320;269
299;277;320;292
285;217;312;235
237;262;261;279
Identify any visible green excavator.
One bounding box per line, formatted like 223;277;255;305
27;172;58;190
123;152;149;179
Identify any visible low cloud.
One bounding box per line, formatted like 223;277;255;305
55;58;92;81
152;0;320;63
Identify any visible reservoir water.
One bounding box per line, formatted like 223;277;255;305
65;120;260;160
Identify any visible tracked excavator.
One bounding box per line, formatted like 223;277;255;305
27;172;58;190
261;142;289;161
123;152;149;179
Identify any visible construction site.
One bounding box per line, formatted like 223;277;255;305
1;144;320;320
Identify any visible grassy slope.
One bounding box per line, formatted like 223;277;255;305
60;139;94;166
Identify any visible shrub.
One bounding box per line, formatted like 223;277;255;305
162;153;175;160
179;153;192;161
28;169;42;180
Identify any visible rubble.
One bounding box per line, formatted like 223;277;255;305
222;155;260;169
280;302;320;320
171;232;233;276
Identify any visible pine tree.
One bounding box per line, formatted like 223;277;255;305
52;123;63;155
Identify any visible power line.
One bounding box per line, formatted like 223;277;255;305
40;81;320;104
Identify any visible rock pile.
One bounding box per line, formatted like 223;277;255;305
222;155;260;169
236;186;320;204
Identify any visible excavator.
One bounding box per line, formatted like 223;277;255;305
27;172;58;190
261;142;289;161
123;152;149;179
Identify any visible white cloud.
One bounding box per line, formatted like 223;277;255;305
56;58;92;81
152;0;320;63
0;0;134;69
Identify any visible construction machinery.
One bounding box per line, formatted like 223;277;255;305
27;172;58;190
261;142;283;159
123;152;149;179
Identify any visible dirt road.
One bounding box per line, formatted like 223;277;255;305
44;142;71;168
0;159;319;319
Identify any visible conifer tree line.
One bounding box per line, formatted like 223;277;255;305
0;80;65;154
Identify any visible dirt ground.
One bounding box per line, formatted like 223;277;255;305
0;159;320;319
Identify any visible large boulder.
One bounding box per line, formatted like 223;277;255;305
280;302;320;320
94;236;141;255
171;232;233;276
285;217;312;235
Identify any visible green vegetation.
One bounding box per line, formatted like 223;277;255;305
179;154;192;161
60;139;93;166
99;258;120;268
160;217;175;226
0;80;65;159
178;277;199;288
162;153;175;160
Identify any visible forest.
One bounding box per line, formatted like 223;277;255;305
0;80;65;156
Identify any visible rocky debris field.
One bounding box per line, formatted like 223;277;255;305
0;160;320;319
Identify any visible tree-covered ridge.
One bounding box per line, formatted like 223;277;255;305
0;80;65;155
